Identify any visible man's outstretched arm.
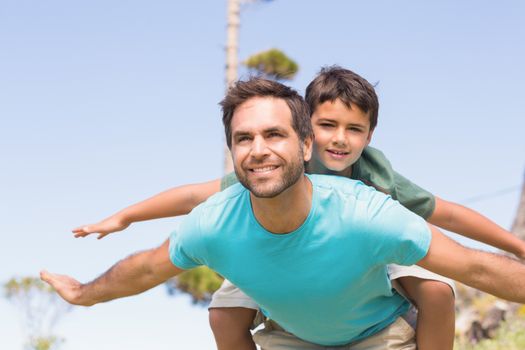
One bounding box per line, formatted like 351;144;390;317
40;239;184;306
418;226;525;303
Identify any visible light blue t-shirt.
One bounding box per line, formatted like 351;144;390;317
169;174;431;346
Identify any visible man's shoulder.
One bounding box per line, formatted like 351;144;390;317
309;173;396;220
176;182;247;238
309;174;375;198
198;181;246;212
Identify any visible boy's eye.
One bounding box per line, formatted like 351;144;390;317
348;127;363;132
319;123;335;128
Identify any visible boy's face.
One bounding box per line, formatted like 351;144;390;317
310;99;373;173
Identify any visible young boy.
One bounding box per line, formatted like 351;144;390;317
74;67;525;350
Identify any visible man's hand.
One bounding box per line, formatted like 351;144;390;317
418;225;525;303
41;240;183;307
73;215;130;240
40;270;91;306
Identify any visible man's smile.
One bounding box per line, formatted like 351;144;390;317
249;165;279;174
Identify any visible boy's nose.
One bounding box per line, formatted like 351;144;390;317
331;128;347;146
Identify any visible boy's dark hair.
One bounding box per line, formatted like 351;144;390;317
221;77;313;149
305;66;379;130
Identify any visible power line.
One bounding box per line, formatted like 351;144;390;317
461;185;522;204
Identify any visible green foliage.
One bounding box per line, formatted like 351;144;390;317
4;276;71;350
455;315;525;350
27;336;62;350
243;48;299;80
166;266;224;305
4;277;55;299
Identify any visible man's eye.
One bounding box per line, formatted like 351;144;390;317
237;136;250;143
268;132;282;138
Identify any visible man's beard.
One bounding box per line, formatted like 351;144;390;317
235;150;305;198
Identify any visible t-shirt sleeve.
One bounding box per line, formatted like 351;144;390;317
392;170;435;219
168;208;208;270
220;172;239;191
358;185;432;266
353;147;435;219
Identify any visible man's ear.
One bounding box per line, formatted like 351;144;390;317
302;135;314;162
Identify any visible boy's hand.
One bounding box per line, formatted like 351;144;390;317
514;245;525;261
73;215;130;240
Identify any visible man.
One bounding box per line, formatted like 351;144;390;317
42;78;525;349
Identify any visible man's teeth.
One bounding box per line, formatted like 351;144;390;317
252;166;277;173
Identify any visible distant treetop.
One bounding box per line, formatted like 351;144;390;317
244;48;299;81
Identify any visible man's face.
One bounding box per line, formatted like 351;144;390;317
310;99;372;173
230;96;312;198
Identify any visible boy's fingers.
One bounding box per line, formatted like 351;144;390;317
73;230;89;238
72;226;92;234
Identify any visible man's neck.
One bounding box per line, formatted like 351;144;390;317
249;175;313;234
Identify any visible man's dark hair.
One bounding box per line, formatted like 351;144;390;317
305;66;379;130
221;78;313;149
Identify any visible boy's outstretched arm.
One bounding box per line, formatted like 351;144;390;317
73;179;221;239
428;197;525;259
418;226;525;303
40;240;183;306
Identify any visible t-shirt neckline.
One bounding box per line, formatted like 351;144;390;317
246;174;317;238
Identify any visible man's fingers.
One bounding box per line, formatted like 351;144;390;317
40;270;69;286
40;269;48;281
40;271;84;305
40;270;57;286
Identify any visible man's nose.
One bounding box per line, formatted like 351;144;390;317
251;136;270;159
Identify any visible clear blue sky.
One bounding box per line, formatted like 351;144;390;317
1;1;524;349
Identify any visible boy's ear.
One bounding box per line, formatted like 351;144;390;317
366;128;375;145
302;135;314;162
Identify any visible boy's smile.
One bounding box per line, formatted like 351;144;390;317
309;99;373;175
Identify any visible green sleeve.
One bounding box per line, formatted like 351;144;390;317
352;147;435;219
220;172;239;191
391;170;436;219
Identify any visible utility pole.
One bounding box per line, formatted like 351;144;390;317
223;0;241;174
511;170;525;239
